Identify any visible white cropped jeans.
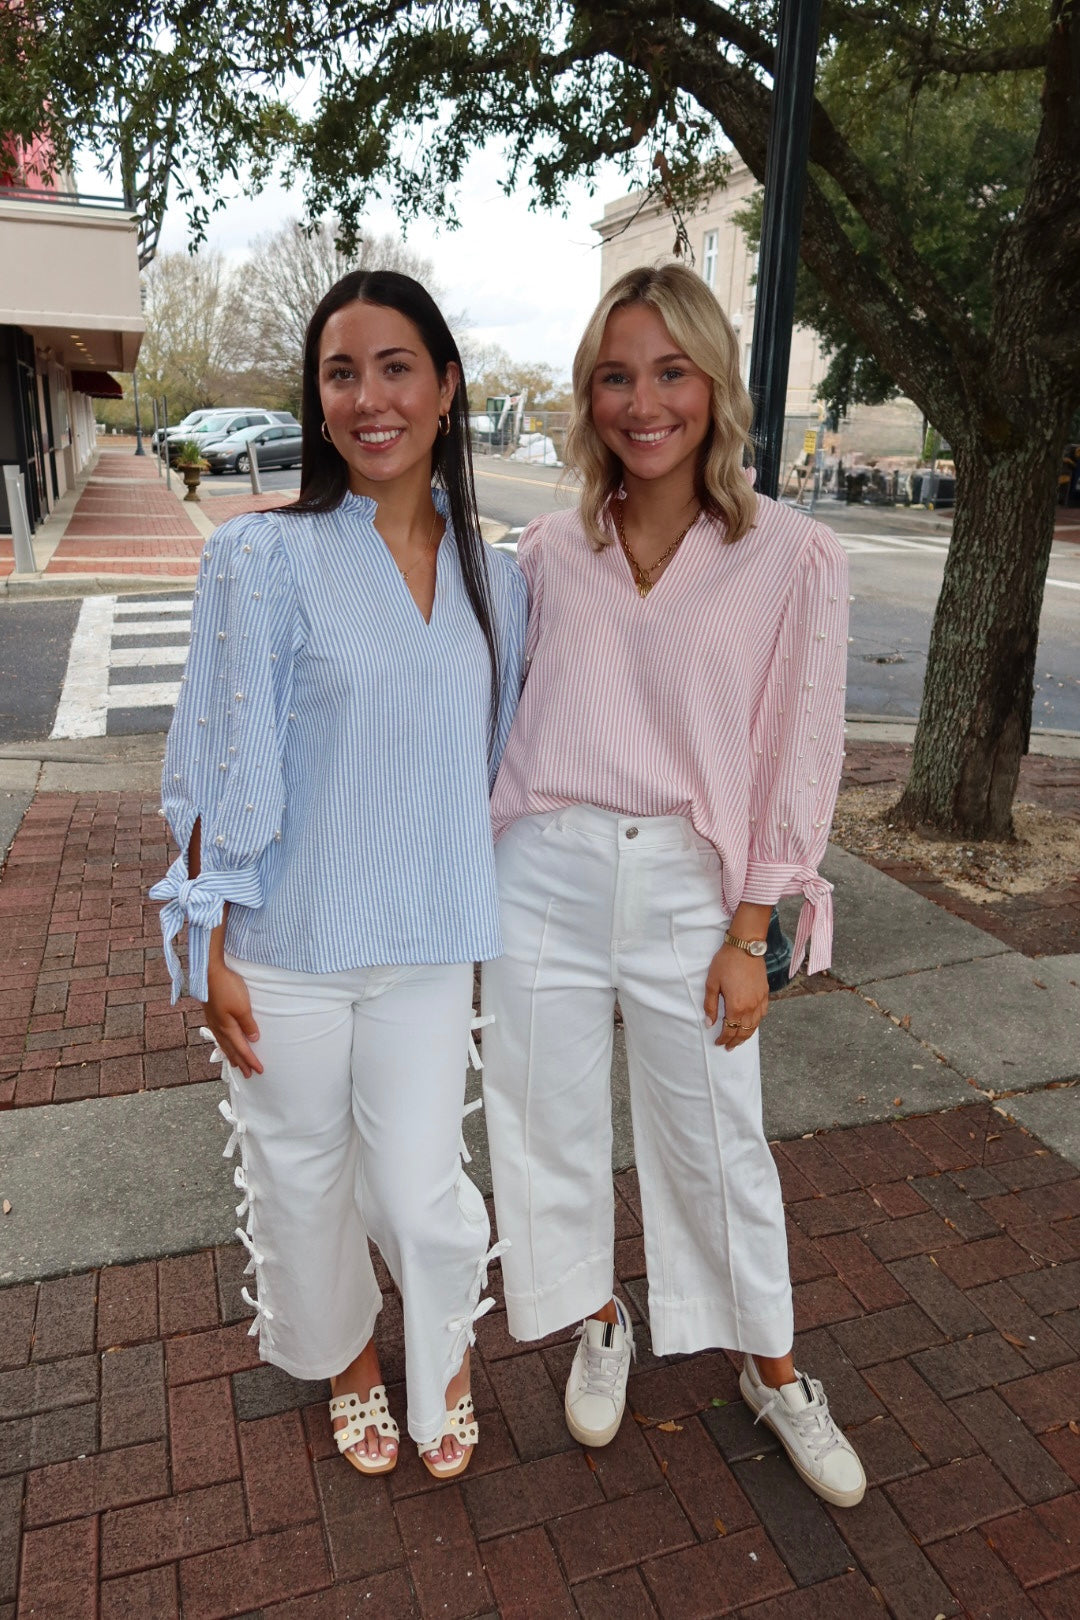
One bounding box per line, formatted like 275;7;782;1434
215;955;501;1448
482;807;794;1359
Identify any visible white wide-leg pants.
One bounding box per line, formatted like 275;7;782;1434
216;955;501;1447
482;807;793;1359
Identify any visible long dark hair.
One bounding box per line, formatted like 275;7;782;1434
293;270;499;736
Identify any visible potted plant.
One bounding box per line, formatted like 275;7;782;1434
175;438;209;501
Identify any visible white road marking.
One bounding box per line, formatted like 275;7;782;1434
50;596;117;738
109;646;189;668
51;595;194;737
110;618;192;637
113;599;192;616
106;681;182;708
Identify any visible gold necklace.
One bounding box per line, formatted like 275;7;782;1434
615;501;698;598
398;509;440;583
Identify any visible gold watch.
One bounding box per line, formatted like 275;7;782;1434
724;930;768;957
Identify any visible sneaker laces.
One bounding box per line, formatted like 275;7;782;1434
573;1311;635;1399
574;1335;624;1398
754;1377;844;1465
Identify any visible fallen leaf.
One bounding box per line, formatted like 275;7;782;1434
987;1133;1002;1141
660;1459;669;1476
631;1411;654;1427
1001;1332;1027;1349
892;1097;903;1107
714;1518;727;1535
584;1452;598;1472
657;1420;683;1433
1033;979;1046;989
710;1397;728;1408
855;1094;867;1103
1;1200;10;1215
1069;1420;1079;1436
899;1014;912;1029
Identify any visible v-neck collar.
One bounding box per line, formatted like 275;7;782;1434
341;487;451;628
608;506;702;603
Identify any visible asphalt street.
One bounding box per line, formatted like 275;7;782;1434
3;460;1079;742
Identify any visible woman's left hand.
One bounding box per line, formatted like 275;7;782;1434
704;943;770;1050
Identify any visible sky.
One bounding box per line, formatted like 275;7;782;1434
149;144;634;382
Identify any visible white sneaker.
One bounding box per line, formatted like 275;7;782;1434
739;1355;866;1508
564;1299;635;1447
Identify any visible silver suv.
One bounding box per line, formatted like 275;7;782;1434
165;410;299;462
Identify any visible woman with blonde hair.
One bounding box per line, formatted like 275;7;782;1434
481;263;866;1507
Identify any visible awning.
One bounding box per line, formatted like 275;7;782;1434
70;369;123;399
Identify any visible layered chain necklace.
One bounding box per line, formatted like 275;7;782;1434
615;500;699;598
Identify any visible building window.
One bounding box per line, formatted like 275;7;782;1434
702;230;718;289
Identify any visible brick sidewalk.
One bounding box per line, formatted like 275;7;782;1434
2;450;291;582
0;793;210;1108
3;1108;1079;1618
1;750;1078;1107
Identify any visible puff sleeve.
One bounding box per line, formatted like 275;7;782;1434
742;523;849;976
515;515;547;668
487;549;529;787
150;513;299;1002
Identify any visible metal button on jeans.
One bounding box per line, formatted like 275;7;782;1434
625;826;639;839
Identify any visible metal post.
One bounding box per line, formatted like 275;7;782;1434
151;398;162;476
3;465;37;573
808;416;825;516
248;438;263;495
132;371;145;455
162;394;172;492
747;0;824;500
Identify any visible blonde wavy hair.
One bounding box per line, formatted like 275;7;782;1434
565;263;757;548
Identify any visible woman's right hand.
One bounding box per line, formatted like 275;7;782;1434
205;960;263;1077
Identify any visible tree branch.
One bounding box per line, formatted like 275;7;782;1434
824;3;1052;79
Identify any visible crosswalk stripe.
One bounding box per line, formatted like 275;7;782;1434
106;682;182;708
109;646;190;668
110;619;192;637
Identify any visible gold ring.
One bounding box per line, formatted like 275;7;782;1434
723;1019;744;1029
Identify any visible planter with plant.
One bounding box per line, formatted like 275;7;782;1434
175;439;209;501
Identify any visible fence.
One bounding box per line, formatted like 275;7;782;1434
469;411;570;468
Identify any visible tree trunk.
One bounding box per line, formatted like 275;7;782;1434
895;432;1063;839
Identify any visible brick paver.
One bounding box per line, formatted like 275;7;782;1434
1;1110;1078;1615
33;448;290;580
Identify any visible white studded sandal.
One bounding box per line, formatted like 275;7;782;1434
420;1393;479;1480
329;1383;399;1476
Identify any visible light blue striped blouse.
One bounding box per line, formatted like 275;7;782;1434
151;490;528;1003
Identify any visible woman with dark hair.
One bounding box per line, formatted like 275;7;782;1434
151;271;526;1481
482;264;866;1507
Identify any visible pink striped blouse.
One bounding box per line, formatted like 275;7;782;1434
490;495;850;975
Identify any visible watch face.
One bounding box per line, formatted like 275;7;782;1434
749;939;768;956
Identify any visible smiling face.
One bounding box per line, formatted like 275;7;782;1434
318;300;458;496
590;302;714;499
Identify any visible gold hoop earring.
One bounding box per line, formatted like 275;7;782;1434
438;413;452;438
320;421;332;443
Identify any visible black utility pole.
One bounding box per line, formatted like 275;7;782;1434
747;0;823;500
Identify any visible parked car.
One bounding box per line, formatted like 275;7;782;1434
203;422;304;474
165;410;300;462
151;408;217;452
